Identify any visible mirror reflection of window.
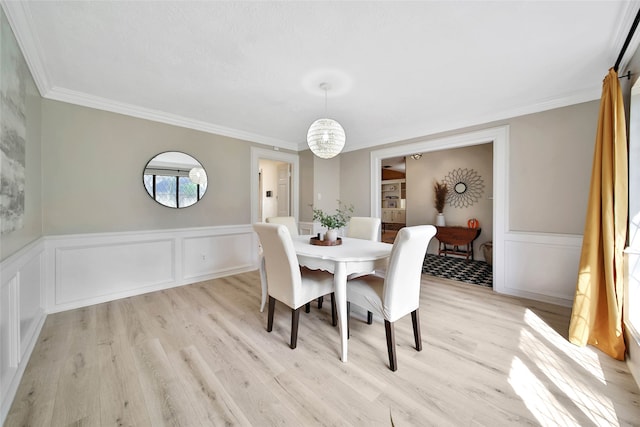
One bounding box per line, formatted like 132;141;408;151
143;151;207;208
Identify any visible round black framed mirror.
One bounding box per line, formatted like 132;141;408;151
143;151;208;208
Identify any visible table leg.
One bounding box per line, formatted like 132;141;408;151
333;261;348;362
259;256;267;312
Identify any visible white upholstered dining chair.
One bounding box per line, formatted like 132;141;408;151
259;217;298;312
346;225;436;371
253;223;335;349
346;216;381;241
265;216;299;236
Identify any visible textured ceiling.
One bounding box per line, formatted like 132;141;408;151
3;1;639;153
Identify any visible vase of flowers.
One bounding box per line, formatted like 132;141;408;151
312;200;354;242
434;181;448;226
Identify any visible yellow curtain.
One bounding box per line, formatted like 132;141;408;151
569;68;628;360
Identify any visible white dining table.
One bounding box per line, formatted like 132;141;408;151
292;235;392;362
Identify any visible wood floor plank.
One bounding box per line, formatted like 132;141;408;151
5;271;640;426
173;284;287;382
132;338;201;426
3;312;73;426
167;345;253;426
95;300;152;427
49;306;100;426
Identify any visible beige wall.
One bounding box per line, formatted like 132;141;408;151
312;154;341;214
1;10;43;261
338;101;599;236
509;101;597;234
338;149;371;217
41;100;254;235
14;95;598;249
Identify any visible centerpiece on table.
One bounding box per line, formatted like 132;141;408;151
434;181;448;226
312;200;354;243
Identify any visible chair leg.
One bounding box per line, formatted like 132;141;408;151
411;309;422;351
331;293;337;327
347;302;351;339
290;307;301;349
267;296;276;332
367;311;373;325
318;296;324;309
305;302;311;313
384;320;397;371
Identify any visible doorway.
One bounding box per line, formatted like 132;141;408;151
380;157;407;243
258;159;292;222
250;147;299;225
370;125;508;293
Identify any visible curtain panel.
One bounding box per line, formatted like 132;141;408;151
568;68;628;360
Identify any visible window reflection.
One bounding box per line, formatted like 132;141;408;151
143;152;207;208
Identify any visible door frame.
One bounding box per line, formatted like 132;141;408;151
251;147;299;225
369;125;508;293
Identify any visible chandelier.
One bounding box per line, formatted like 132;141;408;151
307;83;345;159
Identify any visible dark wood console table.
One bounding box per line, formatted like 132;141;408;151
435;226;481;261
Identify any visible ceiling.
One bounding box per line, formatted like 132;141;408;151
3;1;639;153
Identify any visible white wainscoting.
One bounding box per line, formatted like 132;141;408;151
1;239;46;424
496;231;583;307
45;225;258;313
1;224;259;424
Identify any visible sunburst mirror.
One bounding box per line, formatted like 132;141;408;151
443;168;484;208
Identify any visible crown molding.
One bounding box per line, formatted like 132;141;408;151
45;87;300;151
327;85;601;154
1;0;50;96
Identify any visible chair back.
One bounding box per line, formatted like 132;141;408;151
266;216;299;236
253;223;301;307
347;217;381;241
383;225;437;321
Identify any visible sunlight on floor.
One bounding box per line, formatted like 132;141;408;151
508;309;619;426
524;309;606;384
509;357;578;425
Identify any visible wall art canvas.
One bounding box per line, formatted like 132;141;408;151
0;12;26;234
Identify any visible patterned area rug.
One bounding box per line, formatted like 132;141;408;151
422;254;493;287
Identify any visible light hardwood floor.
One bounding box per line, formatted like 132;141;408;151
5;271;640;426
